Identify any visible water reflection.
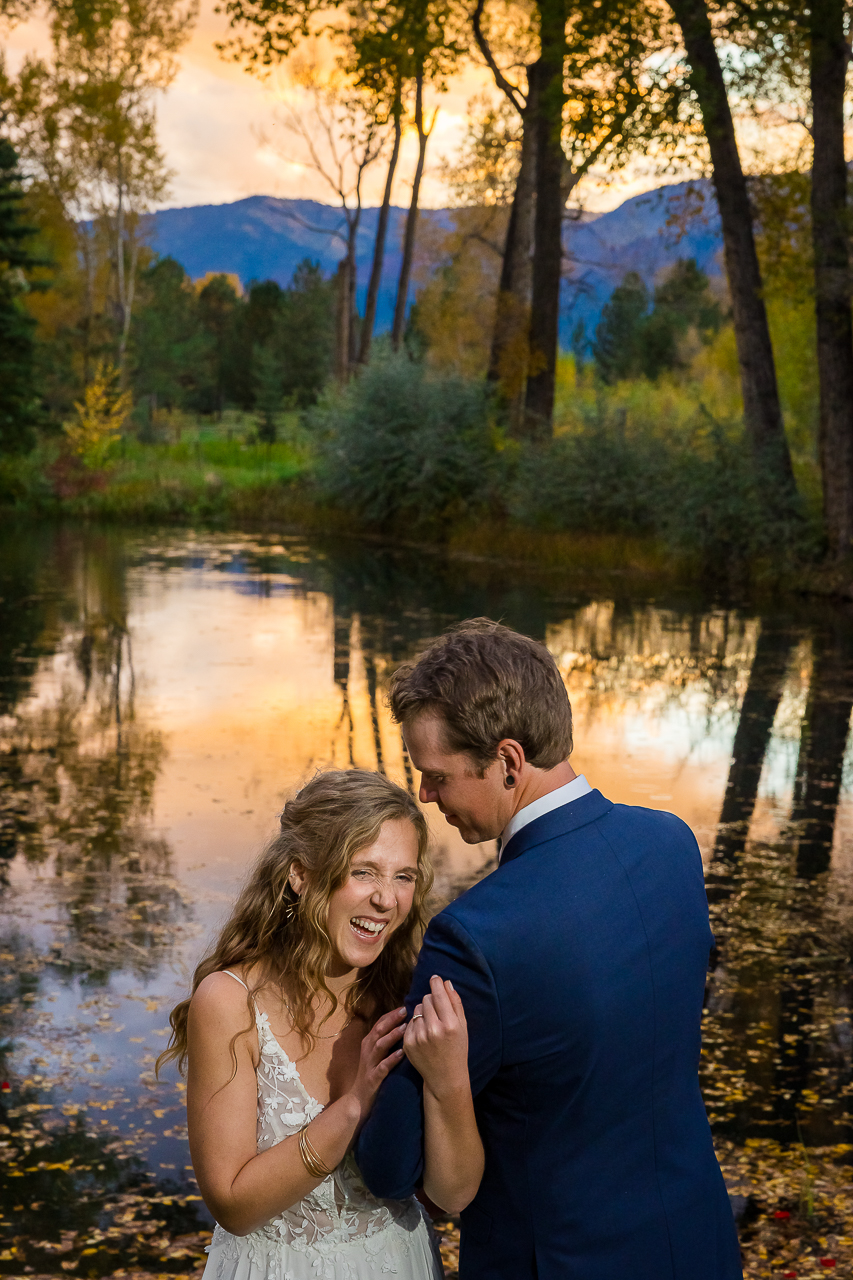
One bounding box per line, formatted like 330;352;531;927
1;526;853;1274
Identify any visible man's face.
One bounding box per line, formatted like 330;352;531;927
403;713;509;844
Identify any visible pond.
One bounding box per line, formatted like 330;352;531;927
2;524;853;1276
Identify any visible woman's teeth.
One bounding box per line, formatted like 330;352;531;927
351;917;387;937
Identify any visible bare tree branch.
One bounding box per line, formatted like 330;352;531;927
472;0;526;115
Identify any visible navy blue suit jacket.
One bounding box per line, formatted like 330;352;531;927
356;790;742;1280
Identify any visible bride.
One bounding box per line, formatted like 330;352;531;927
159;768;483;1280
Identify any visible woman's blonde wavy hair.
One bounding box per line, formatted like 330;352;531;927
158;769;432;1076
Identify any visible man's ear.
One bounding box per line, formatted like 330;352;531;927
289;861;307;896
497;739;526;786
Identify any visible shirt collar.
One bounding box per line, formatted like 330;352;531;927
499;774;593;857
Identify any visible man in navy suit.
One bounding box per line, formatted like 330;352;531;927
356;618;742;1280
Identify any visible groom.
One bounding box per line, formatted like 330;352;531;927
356;618;742;1280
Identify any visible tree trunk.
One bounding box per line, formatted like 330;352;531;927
359;93;402;365
809;0;853;557
334;258;351;384
392;69;429;350
668;0;796;494
488;65;538;417
523;7;566;441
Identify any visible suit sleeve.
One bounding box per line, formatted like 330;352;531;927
355;906;502;1199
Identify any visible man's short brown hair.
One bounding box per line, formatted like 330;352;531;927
389;618;573;772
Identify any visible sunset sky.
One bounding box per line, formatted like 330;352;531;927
3;1;682;214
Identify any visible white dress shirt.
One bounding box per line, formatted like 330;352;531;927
499;774;593;857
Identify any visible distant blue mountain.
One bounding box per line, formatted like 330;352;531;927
146;180;723;346
561;179;722;347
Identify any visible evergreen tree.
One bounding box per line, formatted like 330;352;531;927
252;343;283;443
0;139;43;453
594;260;722;384
197;274;244;416
277;260;334;407
131;256;208;413
593;272;649;384
642;259;722;380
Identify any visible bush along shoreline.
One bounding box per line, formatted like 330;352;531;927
0;351;826;586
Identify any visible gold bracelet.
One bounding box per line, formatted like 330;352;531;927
298;1125;335;1180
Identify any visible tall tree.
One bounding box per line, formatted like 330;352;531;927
358;79;401;363
666;0;797;496
264;61;385;381
217;0;460;359
808;0;853;557
471;0;685;436
391;64;436;348
709;0;853;552
0;139;44;453
1;0;196;378
523;2;566;437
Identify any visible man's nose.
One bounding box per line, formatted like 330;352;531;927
419;777;437;804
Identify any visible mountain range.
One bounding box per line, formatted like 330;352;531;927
147;178;724;345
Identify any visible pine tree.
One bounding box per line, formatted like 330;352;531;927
0;139;42;453
593;273;649;385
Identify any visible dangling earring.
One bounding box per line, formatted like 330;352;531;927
284;881;300;924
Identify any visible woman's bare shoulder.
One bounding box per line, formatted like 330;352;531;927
190;970;254;1028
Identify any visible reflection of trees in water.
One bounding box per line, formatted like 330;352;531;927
712;621;800;867
547;600;761;745
0;531;184;979
0;1072;208;1274
705;607;853;1143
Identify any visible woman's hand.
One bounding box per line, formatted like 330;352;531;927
403;975;469;1099
347;1006;407;1124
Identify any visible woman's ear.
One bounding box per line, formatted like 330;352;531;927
289;861;307;896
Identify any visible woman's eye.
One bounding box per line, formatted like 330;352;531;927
352;869;370;879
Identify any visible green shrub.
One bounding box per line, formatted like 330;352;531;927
511;403;815;565
311;353;501;527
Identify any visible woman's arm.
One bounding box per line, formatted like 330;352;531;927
403;975;484;1214
186;972;406;1236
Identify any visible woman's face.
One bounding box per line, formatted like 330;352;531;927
323;818;420;976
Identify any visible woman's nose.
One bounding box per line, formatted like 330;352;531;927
371;880;396;909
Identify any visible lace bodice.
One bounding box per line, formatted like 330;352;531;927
208;983;429;1280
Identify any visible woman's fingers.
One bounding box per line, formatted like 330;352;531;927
445;980;464;1014
378;1046;405;1073
428;975;454;1023
373;1021;406;1056
372;1006;407;1038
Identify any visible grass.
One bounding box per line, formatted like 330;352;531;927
0;413;326;526
0;347;830;589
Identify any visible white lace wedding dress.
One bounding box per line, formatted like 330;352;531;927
202;974;443;1280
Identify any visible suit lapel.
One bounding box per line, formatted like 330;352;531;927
499;789;614;865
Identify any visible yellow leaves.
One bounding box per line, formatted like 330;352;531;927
63;361;131;468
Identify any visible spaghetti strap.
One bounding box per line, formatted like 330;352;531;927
222;968;250;991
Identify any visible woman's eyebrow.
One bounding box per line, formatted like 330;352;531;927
352;860;419;874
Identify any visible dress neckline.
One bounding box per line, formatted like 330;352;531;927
256;1009;325;1111
220;968;327;1111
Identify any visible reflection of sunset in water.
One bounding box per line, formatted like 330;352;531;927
3;527;853;1277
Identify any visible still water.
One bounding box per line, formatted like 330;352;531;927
2;525;853;1275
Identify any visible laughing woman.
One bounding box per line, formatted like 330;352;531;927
159;769;483;1280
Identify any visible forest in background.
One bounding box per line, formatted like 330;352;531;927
0;0;852;576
